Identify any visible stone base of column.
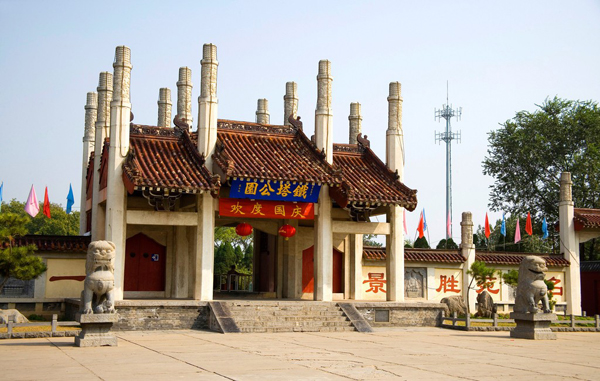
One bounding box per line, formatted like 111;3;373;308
510;312;556;340
75;313;119;347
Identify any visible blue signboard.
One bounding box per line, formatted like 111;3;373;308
229;179;321;203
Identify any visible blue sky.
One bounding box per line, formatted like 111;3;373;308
1;0;599;244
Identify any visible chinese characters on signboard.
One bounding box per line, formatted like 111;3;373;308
363;273;386;293
230;178;321;203
219;198;314;220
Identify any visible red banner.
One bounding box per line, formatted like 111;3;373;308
219;198;314;220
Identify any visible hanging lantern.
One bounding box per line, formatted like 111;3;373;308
236;222;253;237
278;224;296;240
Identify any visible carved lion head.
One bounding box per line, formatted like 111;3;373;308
518;255;548;282
86;240;116;275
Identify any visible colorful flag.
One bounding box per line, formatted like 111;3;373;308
485;212;491;238
43;187;51;218
422;209;428;231
403;209;408;235
446;210;452;238
542;217;548;239
0;182;3;212
525;211;533;236
514;219;521;243
417;211;425;239
24;185;40;217
66;184;75;214
500;213;506;236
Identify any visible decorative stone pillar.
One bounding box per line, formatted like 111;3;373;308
157;88;172;127
105;46;132;302
283;82;298;126
314;60;333;301
348;102;362;144
461;211;476;312
176;67;193;130
385;82;405;301
559;172;582;315
194;193;215;300
80;92;97;234
349;233;363;300
91;72;113;241
256;98;270;124
197;44;218;169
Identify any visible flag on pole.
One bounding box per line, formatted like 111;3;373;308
485;212;491;238
43;187;51;218
514;219;522;243
417;211;425;239
0;182;3;212
500;213;506;236
542;217;548;239
24;185;40;217
422;209;428;231
66;184;75;214
525;211;533;236
446;210;452;238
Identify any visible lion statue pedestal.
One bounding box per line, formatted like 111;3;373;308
509;256;556;340
75;240;119;347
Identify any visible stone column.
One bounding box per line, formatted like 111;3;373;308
313;60;334;301
194;193;214;300
197;44;218;169
283;82;298;126
256;98;270;124
80;92;97;234
91;72;113;241
461;212;476;312
385;82;405;301
157;88;172;128
349;233;363;300
559;172;581;315
283;219;300;298
176;67;193;130
105;46;132;301
348;102;362;144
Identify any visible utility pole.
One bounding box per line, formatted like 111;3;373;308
434;82;462;240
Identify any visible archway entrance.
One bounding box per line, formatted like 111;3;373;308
124;233;166;292
302;246;343;293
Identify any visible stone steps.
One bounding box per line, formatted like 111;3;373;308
220;301;357;333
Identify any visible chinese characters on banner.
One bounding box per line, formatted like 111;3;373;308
229;178;321;203
219;198;314;220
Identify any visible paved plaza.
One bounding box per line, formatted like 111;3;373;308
1;328;599;380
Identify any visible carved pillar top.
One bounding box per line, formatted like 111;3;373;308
256;98;270;124
176;67;193;129
157;88;172;128
460;211;474;246
348;102;362;144
284;81;298;126
560;172;572;202
84;92;98;142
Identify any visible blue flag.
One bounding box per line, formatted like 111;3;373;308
0;182;3;212
542;217;548;239
500;213;506;236
422;208;428;231
66;184;75;214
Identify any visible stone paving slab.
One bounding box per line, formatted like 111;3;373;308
0;328;599;380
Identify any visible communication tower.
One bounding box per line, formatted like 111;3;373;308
434;82;462;240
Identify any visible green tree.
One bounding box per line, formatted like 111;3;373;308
436;238;458;249
413;236;430;248
363;234;382;247
214;226;252;252
1;199;79;236
0;213;47;293
482;97;600;259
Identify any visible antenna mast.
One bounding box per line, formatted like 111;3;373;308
434;82;462;240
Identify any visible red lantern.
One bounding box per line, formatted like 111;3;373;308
278;224;296;240
236;223;253;237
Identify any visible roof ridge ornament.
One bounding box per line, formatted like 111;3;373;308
174;114;191;132
288;114;303;131
357;133;370;149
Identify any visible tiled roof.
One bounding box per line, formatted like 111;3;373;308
122;125;220;194
581;261;600;272
211;120;342;185
8;235;90;253
476;252;570;267
574;208;600;230
333;143;417;210
363;247;464;263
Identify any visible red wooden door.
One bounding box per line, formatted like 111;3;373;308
125;233;166;292
302;246;342;293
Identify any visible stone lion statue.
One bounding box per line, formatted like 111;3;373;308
81;240;116;314
514;256;551;314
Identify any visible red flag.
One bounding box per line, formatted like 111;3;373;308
525;211;533;235
485;212;491;238
417;212;424;239
43;187;51;218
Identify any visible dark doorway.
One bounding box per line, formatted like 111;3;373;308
125;233;166;292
